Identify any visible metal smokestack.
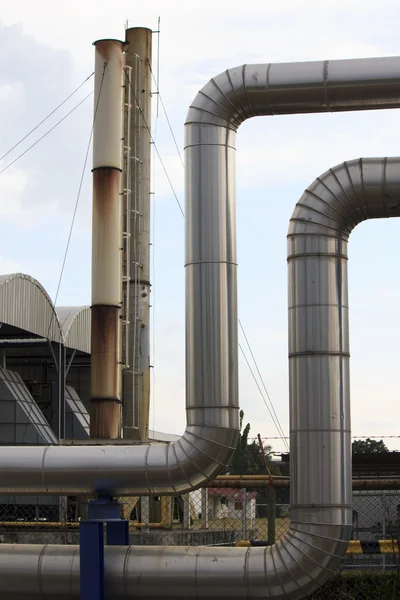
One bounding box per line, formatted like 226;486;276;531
90;39;124;439
122;27;153;441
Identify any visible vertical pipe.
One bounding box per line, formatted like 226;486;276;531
90;39;124;439
123;27;152;441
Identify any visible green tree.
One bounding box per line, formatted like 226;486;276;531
229;410;251;474
229;410;274;475
352;438;389;455
228;412;290;512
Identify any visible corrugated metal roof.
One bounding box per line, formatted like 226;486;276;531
0;273;63;343
148;429;181;442
56;306;90;354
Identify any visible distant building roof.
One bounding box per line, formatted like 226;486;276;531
56;306;90;354
148;429;181;442
208;488;257;500
0;273;63;343
0;273;90;354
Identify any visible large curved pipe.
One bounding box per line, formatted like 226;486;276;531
1;52;400;597
1;158;400;599
0;58;399;502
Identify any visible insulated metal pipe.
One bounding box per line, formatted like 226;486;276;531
90;40;124;439
3;157;400;600
0;59;398;510
210;478;400;489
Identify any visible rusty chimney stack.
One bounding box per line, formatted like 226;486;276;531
90;39;124;439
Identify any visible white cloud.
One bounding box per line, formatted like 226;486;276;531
0;255;22;274
0;165;58;227
0;82;24;106
0;167;28;217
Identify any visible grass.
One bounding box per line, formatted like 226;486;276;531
309;572;400;600
192;517;290;540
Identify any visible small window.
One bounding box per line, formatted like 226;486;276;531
221;496;226;505
234;501;243;511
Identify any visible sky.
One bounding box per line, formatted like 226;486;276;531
1;0;400;452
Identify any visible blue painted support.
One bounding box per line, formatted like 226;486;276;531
87;496;122;521
79;496;129;600
80;521;104;600
107;520;129;545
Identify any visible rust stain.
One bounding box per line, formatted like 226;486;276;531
90;400;121;439
90;305;121;438
93;168;121;221
91;305;120;398
95;39;123;68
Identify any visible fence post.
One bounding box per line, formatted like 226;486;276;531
183;494;191;529
242;488;247;540
141;496;150;525
59;496;68;524
267;483;276;545
257;433;276;546
200;488;209;529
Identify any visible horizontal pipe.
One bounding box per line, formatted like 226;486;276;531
0;542;398;600
0;338;48;346
0;544;353;599
185;56;400;131
236;540;400;554
215;475;289;480
0;426;238;495
211;478;400;489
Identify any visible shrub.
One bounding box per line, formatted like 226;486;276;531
309;572;400;599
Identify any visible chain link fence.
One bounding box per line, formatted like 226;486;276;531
0;487;400;597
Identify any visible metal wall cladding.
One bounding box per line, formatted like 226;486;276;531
0;367;58;445
0;274;63;344
65;385;90;440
